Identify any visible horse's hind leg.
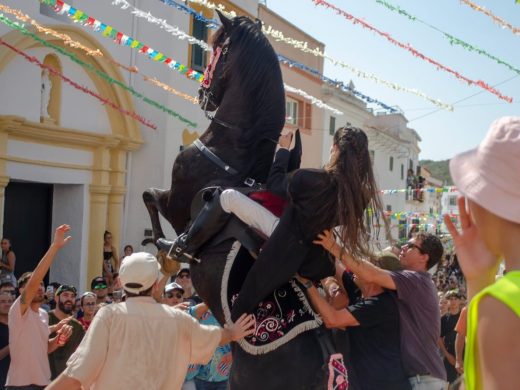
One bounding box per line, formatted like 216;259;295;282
142;188;170;242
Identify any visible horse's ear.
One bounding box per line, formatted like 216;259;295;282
216;9;232;32
255;18;263;28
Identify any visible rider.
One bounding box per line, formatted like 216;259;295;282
159;126;384;321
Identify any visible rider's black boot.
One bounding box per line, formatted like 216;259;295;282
157;189;230;262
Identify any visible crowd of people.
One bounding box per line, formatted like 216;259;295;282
0;117;518;390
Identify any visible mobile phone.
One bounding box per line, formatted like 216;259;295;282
46;286;54;294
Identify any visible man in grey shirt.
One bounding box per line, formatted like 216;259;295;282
314;231;448;390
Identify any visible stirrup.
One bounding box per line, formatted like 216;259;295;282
167;243;201;264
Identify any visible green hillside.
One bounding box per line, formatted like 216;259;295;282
420;159;453;186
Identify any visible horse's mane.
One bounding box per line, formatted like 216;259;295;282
213;16;286;152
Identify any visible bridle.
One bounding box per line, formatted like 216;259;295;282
200;39;243;132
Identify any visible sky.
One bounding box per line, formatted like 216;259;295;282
265;0;520;160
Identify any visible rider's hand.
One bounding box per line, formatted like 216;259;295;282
278;132;293;150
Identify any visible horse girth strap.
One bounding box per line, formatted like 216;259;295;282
194;139;239;176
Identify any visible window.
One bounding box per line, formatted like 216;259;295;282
401;164;404;180
190;18;208;71
286;97;299;125
449;196;457;206
389;156;394;172
386;204;392;212
409;159;414;171
329;116;336;136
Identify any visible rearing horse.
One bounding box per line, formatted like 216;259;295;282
143;12;336;390
143;12;285;240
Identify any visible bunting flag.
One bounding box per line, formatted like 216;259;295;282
264;25;453;110
166;0;452;111
311;0;513;103
380;186;458;195
0;4;199;106
373;0;520;75
111;0;210;51
0;13;198;127
278;54;398;113
39;0;205;82
460;0;520;35
0;37;157;129
284;84;343;115
107;1;347;113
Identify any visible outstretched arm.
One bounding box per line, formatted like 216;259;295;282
314;230;396;290
266;134;292;198
20;225;71;316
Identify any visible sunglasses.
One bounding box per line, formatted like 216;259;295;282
93;284;107;290
165;292;183;299
177;274;190;279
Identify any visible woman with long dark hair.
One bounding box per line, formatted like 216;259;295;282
159;126;385;320
0;238;16;287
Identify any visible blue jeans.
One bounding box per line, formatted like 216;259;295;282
409;375;449;390
194;378;228;390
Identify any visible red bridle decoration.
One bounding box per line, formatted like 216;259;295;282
202;46;222;89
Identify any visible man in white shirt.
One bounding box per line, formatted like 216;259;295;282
6;225;73;389
47;252;255;390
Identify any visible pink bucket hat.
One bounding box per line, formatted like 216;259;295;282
450;116;520;224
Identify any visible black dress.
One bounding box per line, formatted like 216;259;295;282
230;149;337;320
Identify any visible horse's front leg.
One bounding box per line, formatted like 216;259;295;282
142;188;171;242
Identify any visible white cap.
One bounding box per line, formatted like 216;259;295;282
119;252;160;294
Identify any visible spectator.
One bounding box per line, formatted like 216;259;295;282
44;283;61;312
163;283;185;307
175;268;202;306
299;254;411;390
0;292;14;389
190;304;232;390
439;290;464;384
102;231;119;293
121;245;133;262
0;239;16;288
445;116;520;390
77;293;97;331
0;281;15;298
315;230;448;389
90;277;109;305
47;252;255;390
438;292;449;317
48;285;85;379
454;306;467;375
6;225;74;389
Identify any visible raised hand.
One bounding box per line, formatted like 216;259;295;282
278;132;293;150
53;224;72;249
313;230;341;258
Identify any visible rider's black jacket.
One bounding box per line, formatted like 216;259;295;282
230;148;338;321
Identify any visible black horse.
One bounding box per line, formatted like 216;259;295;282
143;12;333;390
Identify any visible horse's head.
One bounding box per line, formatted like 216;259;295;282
199;11;234;112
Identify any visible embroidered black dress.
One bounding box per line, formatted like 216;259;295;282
230;148;338;320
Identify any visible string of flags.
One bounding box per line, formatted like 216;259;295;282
380;186;458;195
0;12;198;127
39;0;205;82
459;0;520;35
0;37;157;129
311;0;513;103
373;0;520;75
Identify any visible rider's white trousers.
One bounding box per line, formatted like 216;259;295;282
220;189;279;238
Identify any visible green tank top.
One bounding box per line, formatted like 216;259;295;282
465;270;520;390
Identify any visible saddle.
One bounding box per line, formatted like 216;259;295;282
190;186;277;257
